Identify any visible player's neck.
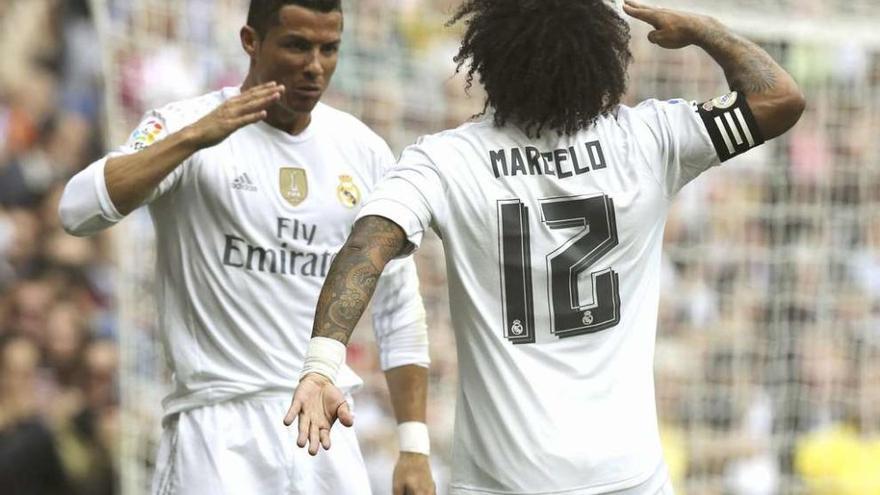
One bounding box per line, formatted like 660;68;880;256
240;78;312;135
264;109;312;136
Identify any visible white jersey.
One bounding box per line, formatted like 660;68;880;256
358;99;734;494
60;88;428;417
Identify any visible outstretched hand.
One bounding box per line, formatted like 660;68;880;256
283;373;353;456
623;0;716;49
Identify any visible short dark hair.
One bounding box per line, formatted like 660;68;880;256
247;0;342;38
449;0;633;137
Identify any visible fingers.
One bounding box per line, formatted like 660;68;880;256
243;80;280;93
286;378;346;455
197;82;283;141
393;456;435;495
225;82;284;116
230;86;284;118
238;86;284;112
297;411;310;448
319;427;331;451
622;0;662;26
392;479;410;495
283;397;301;426
232;110;269;128
335;400;354;427
623;0;654;10
394;481;434;495
308;421;321;456
239;81;284;99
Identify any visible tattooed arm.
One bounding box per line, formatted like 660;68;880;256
313;215;409;342
283;216;410;455
624;0;805;139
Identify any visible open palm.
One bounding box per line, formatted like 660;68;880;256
283;373;353;455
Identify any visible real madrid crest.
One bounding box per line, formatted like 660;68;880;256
337;175;361;208
280;168;308;207
510;319;524;336
582;311;594;326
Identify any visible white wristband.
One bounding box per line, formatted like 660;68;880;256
398;421;430;456
300;337;347;384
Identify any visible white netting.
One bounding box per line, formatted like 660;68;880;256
89;1;880;494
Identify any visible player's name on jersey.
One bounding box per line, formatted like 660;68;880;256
222;234;336;278
490;141;607;179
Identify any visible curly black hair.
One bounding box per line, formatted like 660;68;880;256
448;0;632;137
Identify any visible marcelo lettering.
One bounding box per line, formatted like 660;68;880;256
490;141;607;179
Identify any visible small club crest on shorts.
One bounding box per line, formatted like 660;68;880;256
337;175;361;208
280;168;308;207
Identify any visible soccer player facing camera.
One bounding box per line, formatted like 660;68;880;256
59;1;435;493
290;1;804;494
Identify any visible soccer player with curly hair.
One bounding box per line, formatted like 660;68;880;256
291;1;805;493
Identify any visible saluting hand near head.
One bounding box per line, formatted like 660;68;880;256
623;0;805;139
623;0;718;49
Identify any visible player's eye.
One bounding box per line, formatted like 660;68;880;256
321;44;340;56
283;39;311;51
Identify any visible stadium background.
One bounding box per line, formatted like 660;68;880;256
1;0;879;494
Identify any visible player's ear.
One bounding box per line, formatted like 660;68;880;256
240;25;260;58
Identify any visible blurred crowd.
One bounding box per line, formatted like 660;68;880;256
0;1;117;494
1;1;879;494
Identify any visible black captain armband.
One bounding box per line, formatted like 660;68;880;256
696;92;765;162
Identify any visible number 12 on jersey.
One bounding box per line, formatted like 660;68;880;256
498;194;622;344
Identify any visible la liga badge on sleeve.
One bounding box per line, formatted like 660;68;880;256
702;92;738;112
130;118;164;150
337;175;361;208
280;168;308;207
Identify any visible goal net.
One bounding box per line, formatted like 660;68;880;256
88;0;880;493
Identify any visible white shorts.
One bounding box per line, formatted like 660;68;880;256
151;394;372;495
594;461;675;495
450;460;673;495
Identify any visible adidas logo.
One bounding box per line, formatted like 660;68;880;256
232;173;258;192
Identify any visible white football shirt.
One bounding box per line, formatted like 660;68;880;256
60;88;429;417
358;99;725;494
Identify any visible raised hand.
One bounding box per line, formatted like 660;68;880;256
623;0;717;49
283;373;353;456
624;0;805;140
393;453;436;495
187;81;285;148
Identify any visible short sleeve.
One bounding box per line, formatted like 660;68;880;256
370;256;430;370
356;143;446;255
632;98;721;196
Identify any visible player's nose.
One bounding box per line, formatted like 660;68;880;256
303;49;324;79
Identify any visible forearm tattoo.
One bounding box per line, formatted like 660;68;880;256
311;216;408;343
697;24;778;95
